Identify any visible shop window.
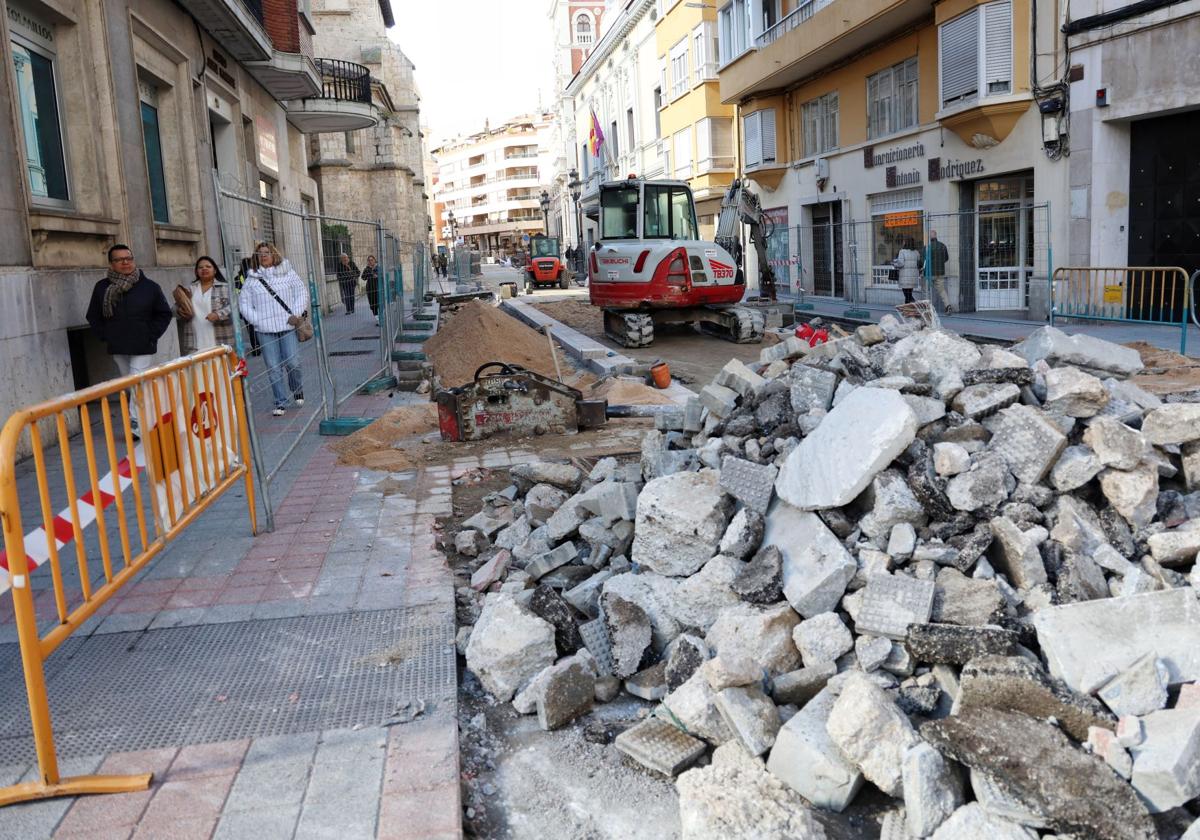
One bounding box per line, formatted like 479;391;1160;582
939;0;1012;109
801;92;838;158
867;57;918;139
139;83;169;223
11;29;68;202
868;188;923;285
743;109;777;168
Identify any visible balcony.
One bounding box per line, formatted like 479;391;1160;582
286;59;378;134
187;0;272;62
246;50;321;100
720;0;934;103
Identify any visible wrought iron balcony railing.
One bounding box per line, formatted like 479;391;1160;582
314;58;372;104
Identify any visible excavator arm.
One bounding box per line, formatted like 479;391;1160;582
715;180;779;301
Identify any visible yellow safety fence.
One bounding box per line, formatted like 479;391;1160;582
0;346;256;806
1051;266;1191;354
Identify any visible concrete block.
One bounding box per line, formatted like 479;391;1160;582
765;686;865;812
526;541;579;581
714;684;780;756
1098;464;1159;530
731;544;783;605
856;634;894;672
933;442;970;477
1050;445;1103;492
700;383;739;419
827;672;921;797
633;470;733;577
715;358;766;400
763;501;856;619
562;569;613;618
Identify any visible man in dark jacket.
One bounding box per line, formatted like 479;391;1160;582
86;244;173;431
925;231;953;314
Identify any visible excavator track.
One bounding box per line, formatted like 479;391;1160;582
699;306;765;343
603;311;655;348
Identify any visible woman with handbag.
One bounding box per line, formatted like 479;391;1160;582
893;237;924;304
239;242;311;416
336;253;360;315
173;256;234;355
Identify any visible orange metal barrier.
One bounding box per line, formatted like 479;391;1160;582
0;346;256;806
1051;266;1191;353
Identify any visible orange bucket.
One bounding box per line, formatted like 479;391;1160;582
650;362;671;389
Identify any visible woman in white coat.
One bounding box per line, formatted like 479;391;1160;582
893;237;924;304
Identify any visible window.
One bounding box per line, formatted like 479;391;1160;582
697;118;734;170
644;184;698;240
626;108;636;153
600;185;639;239
11;32;68;202
801;92;838;157
575;13;593;45
939;0;1012;109
718;0;750;65
760;0;779;34
869;188;923;284
742;109;777;168
867;57;918;139
344;131;356;154
693;22;718;81
611;120;619;159
258;177;276;245
582;143;590;177
673;127;692;179
653;87;662;137
139;84;169;223
670;39;689;99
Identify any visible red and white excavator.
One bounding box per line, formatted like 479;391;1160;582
586;176;771;348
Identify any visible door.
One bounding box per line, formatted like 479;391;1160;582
975;176;1033;309
1128;110;1200;322
811;203;844;297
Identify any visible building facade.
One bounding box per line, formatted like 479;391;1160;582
431;114;554;258
1;0;367;438
717;0;1070;315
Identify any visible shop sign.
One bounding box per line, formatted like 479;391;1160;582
8;3;54;51
255;115;278;174
883;211;921;229
885;167;921;188
863;142;924;169
206;49;237;89
928;157;985;181
1103;285;1124;304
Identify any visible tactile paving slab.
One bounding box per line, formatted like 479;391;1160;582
719;457;778;514
578;618;614;677
615;716;706;776
856;574;936;640
0;607;454;764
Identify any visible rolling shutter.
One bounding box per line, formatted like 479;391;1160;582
984;0;1012;95
744;111;762;168
940;8;979;106
760;109;777;164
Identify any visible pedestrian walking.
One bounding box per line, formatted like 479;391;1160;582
892;237;924;304
234;257;261;356
86;244;173;435
925;230;953;314
337;253;360;314
173;256;234;355
240;242;310;417
363;255;381;324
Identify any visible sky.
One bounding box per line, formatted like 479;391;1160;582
388;0;557;147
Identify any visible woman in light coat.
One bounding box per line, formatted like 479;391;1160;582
173;256;234;355
893;236;924;304
240;242;310;416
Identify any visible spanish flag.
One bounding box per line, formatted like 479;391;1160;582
588;110;605;157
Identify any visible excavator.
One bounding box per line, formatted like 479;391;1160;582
586;176;776;348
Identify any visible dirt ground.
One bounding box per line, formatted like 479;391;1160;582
1125;340;1200;395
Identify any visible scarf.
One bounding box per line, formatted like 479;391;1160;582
103;268;141;319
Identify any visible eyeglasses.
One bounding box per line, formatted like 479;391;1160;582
110;256;135;263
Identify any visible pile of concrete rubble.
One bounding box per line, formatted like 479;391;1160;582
454;319;1200;840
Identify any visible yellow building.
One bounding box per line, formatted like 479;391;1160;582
716;0;1069;317
655;0;737;237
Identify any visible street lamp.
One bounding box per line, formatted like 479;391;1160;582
539;190;551;235
567;168;583;277
446;209;458;280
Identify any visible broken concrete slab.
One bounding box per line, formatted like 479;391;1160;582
922;708;1156;840
668;554;743;632
933;442;971;477
616;715;707;777
855;634;894;672
957;655;1115;742
625;661;669;701
950;383;1021;420
984;404;1068;484
1049;445;1103;492
562;569;613;618
731;544;784;605
657;669;733;746
904;623;1020;665
793;611;854;667
1129;707;1200;813
764;502;857;619
1082;417;1147;471
931;568;1004;626
536;658;595;730
888;522;918;559
633;470;733;577
988;517;1049;590
1012;326;1144;377
524;483;570;525
789;365;838;414
1032;588;1200;695
1147;521;1200;566
903;741;964;838
946;454;1012;513
602;593;653;679
714;684;781;756
1097;653;1169;717
511;461;584;491
717;508;765;561
1098;464;1159;530
827;672;921;797
526;540;580;581
465;593;558;702
855;574;936;640
719;456;778;514
776;387;918;511
930;804;1037;840
771;662;837;707
859;470;928;541
602;571;681;654
766;685;865;812
1141;403;1200;446
706;602;801;676
1043;367;1109;417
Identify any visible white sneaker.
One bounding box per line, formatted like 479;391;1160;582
273;407;285;416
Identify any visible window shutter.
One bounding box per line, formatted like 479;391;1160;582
697;119;711;164
744;112;762;168
940;8;979;106
760;109;776;163
984;0;1012;94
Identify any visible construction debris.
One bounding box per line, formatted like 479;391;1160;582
453;318;1200;838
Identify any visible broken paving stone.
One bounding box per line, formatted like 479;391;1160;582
465;593;558;702
793;612;853;667
771;662;836;707
933;442;971;477
731;544;784;605
575;480;640;525
525;541;579;581
904;623;1019;665
856;635;893;672
946;454;1012;513
625;661;668;701
668;554;744;632
577;618;614;677
706;602;801;677
859;470;928;541
1082;417;1147;471
1129;707;1200;813
700;383;739;419
776;388;918;511
1147;521;1200;566
633;470;733;577
539;564;594;593
470;549;511;591
789;365;839;414
511;461;584;491
903;741;964;838
904;394;949;428
855;574;936;640
562;569;613;618
1049;445;1103;492
524;483;570;525
536;659;595;731
765;502;856;619
544;493;589;543
715;684;781;756
1097;653;1169;718
527;585;584;656
932;568;1004;626
1141;403;1200;446
1012;326;1144;377
716;358;767;400
1032;583;1200;696
957;655;1114;742
601;593;653;679
826;672;921;797
930;804;1037;840
766;685;865;812
950;383;1021;420
616;715;707;777
720;456;778;514
1043;367;1109;417
988;517;1049;589
1098;464;1159;530
923;709;1156;840
1087;726;1133;779
984;404;1067;484
665;634;708;692
718;507;765;560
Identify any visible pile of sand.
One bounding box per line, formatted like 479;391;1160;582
328;403;439;471
530;299;605;339
1125;340;1200;395
425;300;574;387
590;377;677;406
